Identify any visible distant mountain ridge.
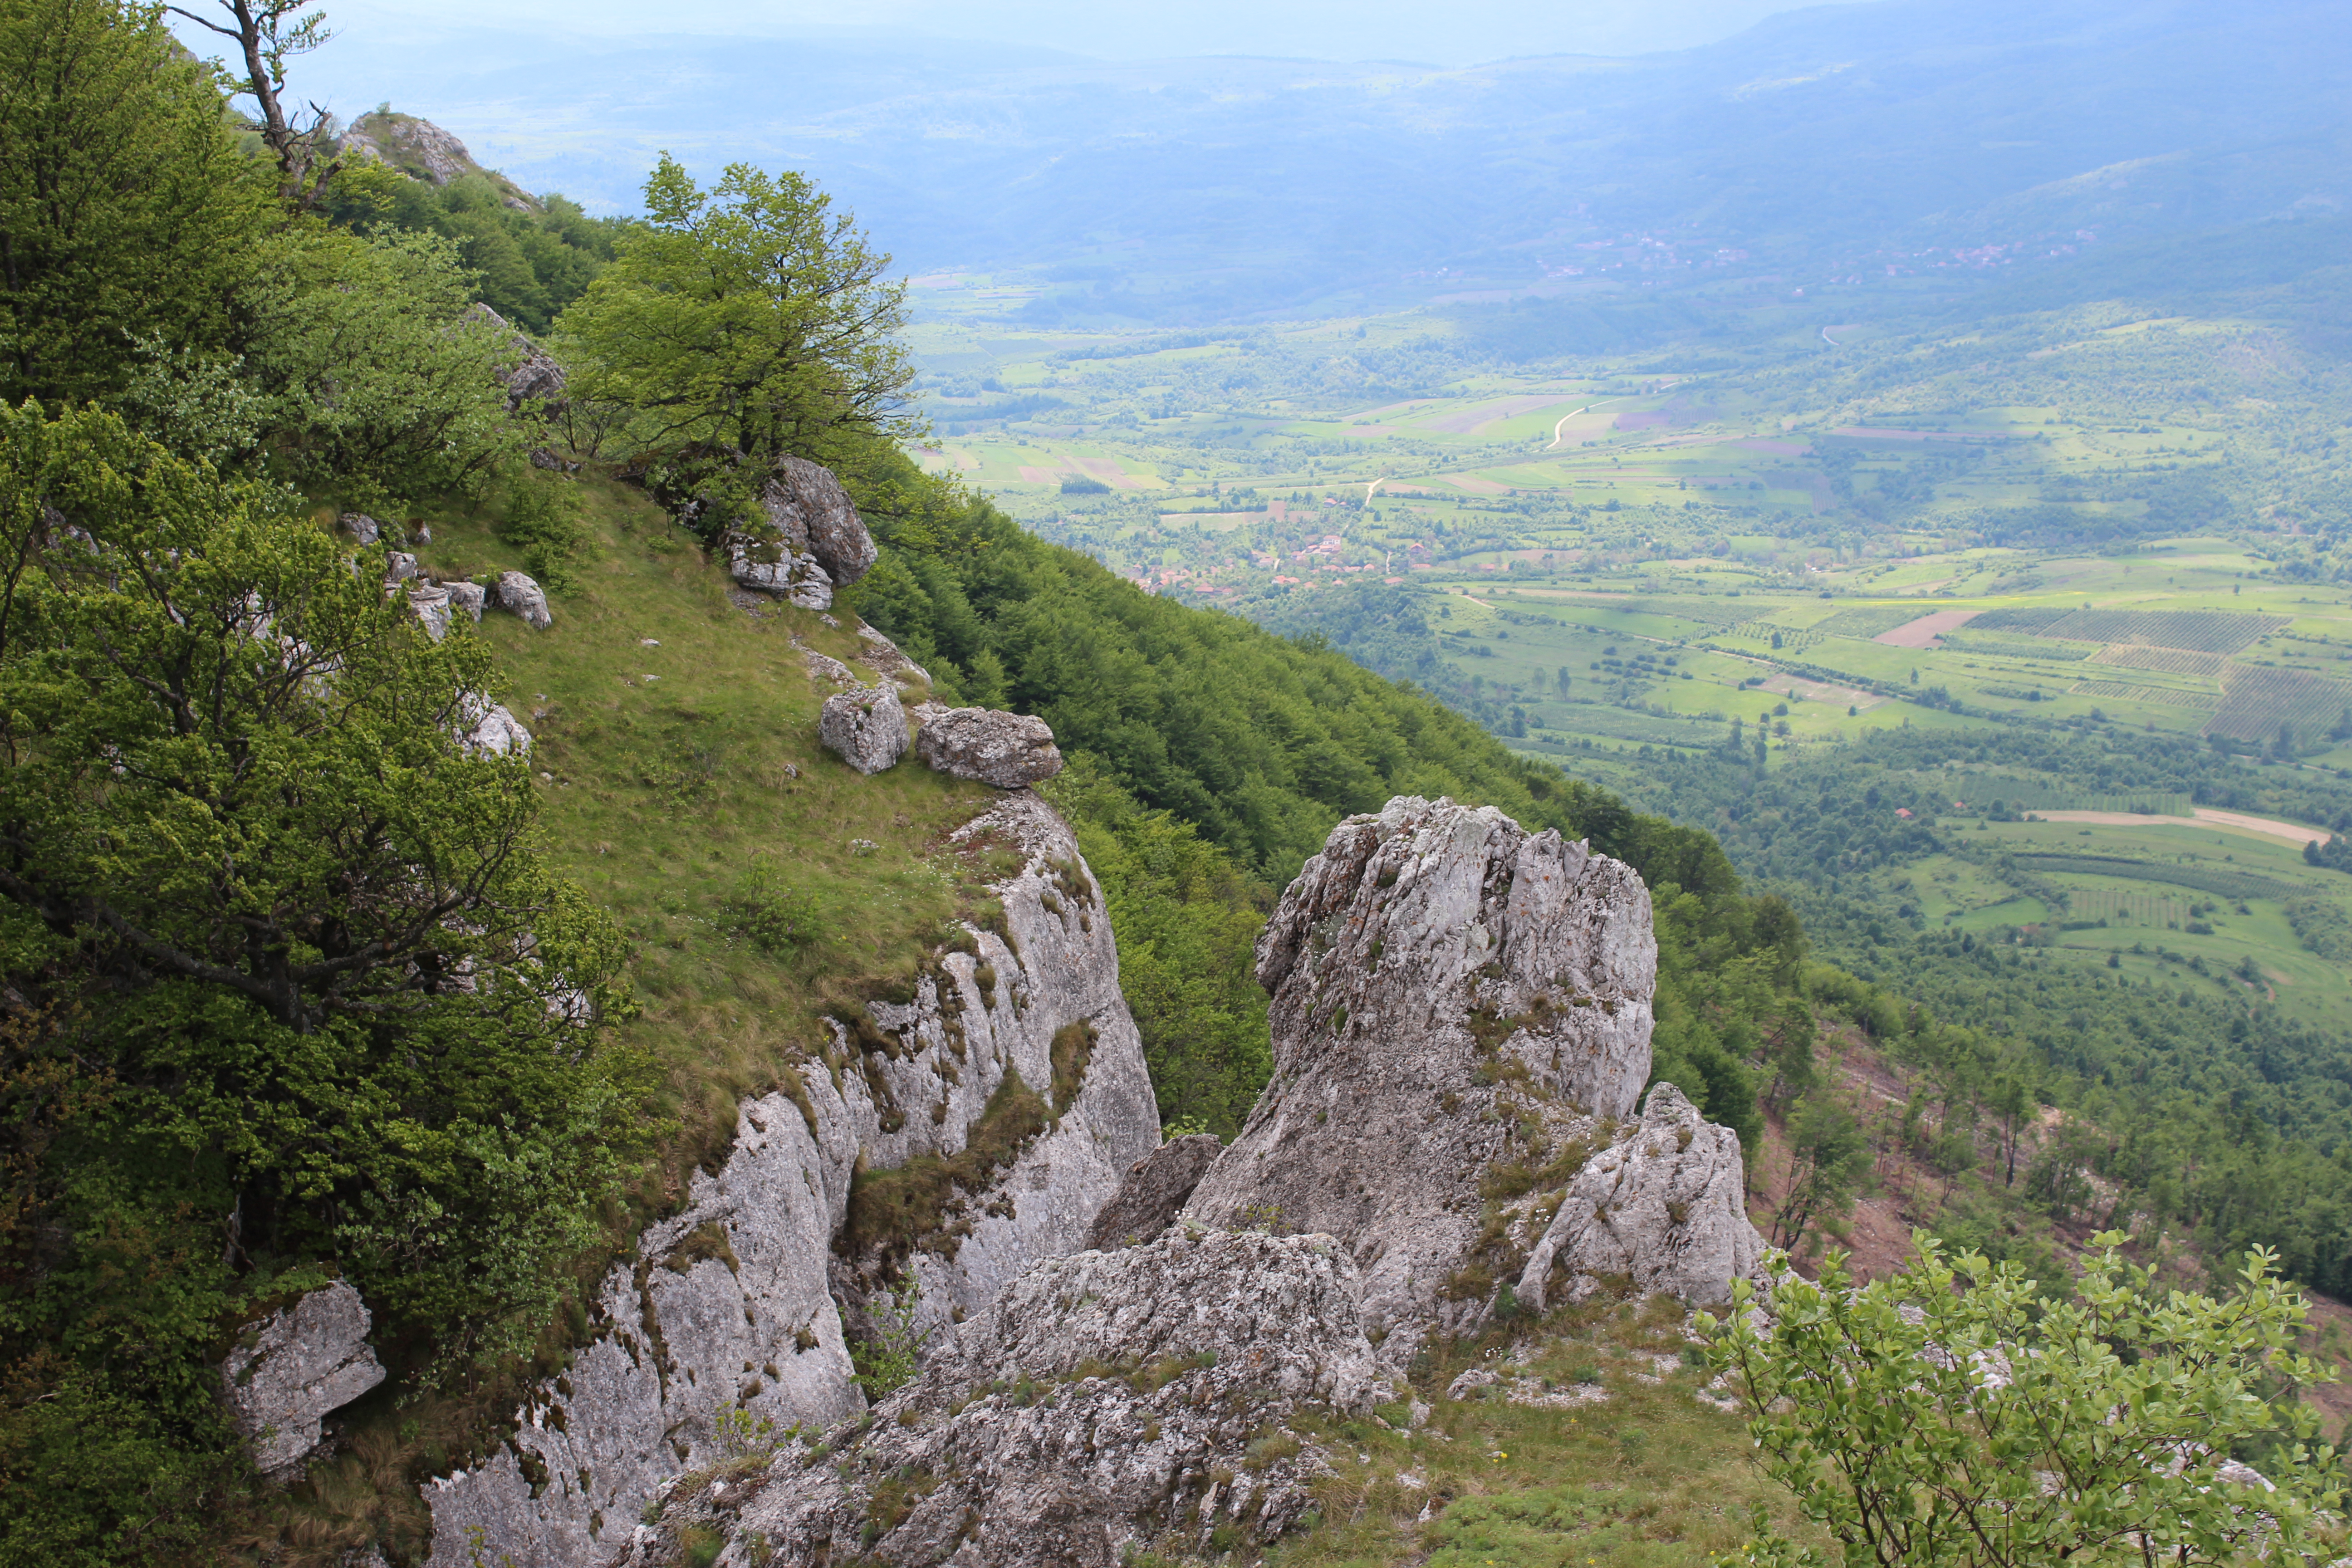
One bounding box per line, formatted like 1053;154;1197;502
294;0;2352;318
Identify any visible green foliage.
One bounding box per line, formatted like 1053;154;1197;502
1044;756;1272;1137
1769;1094;1873;1253
324;146;622;334
713;860;822;956
851;1276;922;1401
0;0;275;409
493;469;591;589
233;226;524;507
556;157;920;475
0;405;657;1554
2284;894;2352;960
1710;1235;2343;1568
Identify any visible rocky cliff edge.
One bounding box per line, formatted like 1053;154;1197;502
421;792;1158;1568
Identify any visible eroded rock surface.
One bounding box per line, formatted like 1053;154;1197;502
633;1231;1384;1568
724;458;877;610
407;583;451;641
496;569;551;629
457;697;533;758
470;303;568;414
1516;1081;1763;1309
220;1281;387;1478
819;683;909;774
423;793;1156;1568
339;511;380;545
913;704;1064;788
857;622;932;691
1184;794;1657;1349
1086;1134;1224;1250
445;580;486;623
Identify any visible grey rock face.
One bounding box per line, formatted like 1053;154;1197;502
1515;1081;1763;1310
339;511;380;545
856;622;931;692
1086;1134;1224;1250
495;570;551;629
384;551;419;584
220;1281;387;1478
913;703;1065;788
818;683;909;774
457;698;532;758
467;303;568;414
444;580;486;623
724;531;833;609
767;456;877;588
1184;795;1657;1349
644;1231;1383;1568
722;457;877;611
424;793;1158;1568
407;583;451;642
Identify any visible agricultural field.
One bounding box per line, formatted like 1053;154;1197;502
909;284;2352;1024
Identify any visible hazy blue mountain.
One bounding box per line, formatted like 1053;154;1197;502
292;0;2351;320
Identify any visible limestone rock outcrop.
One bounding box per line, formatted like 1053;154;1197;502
1086;1134;1224;1250
913;703;1064;788
467;303;568;415
495;569;551;629
339;511;380;545
445;580;486;623
220;1281;387;1478
1515;1080;1763;1309
457;697;533;758
723;457;877;611
636;1230;1383;1568
407;582;451;641
422;792;1157;1568
819;683;909;774
1183;795;1659;1349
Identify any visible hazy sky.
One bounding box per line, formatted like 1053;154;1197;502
273;0;1803;65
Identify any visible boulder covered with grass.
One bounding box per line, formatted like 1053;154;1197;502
1182;794;1669;1351
819;682;909;774
632;1229;1387;1568
912;702;1063;788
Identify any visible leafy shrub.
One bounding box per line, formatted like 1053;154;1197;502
715;862;822;954
494;470;589;589
852;1277;924;1400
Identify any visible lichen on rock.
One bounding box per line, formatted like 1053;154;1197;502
1183;794;1666;1350
912;703;1064;789
633;1230;1386;1568
819;683;909;774
220;1281;387;1479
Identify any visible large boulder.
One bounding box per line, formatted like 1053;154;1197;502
914;703;1064;788
457;698;533;758
1183;795;1661;1349
1515;1080;1762;1309
444;580;486;623
407;583;451;642
819;683;909;774
220;1281;387;1478
495;570;551;629
1086;1133;1224;1250
724;531;833;610
766;456;877;588
638;1230;1386;1568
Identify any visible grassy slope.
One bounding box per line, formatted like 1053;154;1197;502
407;475;1008;1182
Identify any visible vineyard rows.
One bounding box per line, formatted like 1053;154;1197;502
2070;679;2220;709
2090;644;2227;679
2014;853;2309;901
2204;666;2352;744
